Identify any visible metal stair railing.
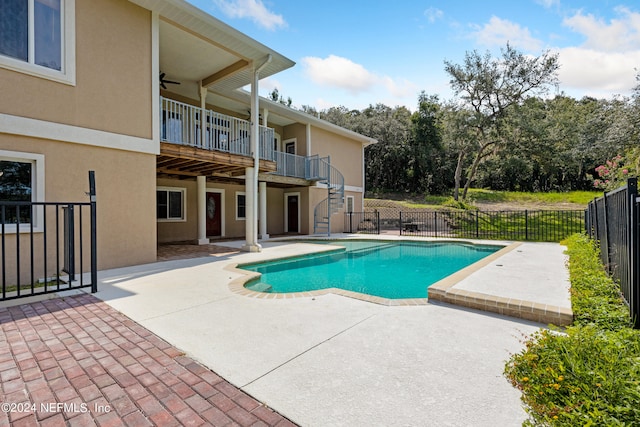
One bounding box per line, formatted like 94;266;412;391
313;156;345;236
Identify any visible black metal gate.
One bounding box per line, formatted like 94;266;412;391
0;171;97;301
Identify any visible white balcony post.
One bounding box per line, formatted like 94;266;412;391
259;181;268;240
199;85;207;148
197;176;209;245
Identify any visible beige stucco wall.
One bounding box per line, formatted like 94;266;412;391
309;127;364;188
282;124;308;156
156;179;291;242
0;135;157;284
0;0;152;139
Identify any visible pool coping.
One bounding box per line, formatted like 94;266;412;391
427;242;573;325
225;238;573;325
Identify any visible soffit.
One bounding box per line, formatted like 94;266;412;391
129;0;294;91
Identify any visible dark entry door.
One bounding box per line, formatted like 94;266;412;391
287;195;299;233
206;192;221;236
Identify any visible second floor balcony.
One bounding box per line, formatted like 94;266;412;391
158;97;332;183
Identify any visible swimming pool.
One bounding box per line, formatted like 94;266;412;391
240;240;503;299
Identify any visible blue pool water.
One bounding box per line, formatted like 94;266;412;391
241;240;502;299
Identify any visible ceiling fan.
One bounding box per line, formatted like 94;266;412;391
159;72;180;90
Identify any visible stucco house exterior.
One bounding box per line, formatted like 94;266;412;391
0;0;375;278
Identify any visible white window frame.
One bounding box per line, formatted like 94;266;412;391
346;195;355;213
284;138;296;155
156;186;186;222
0;0;76;85
0;150;45;233
235;191;246;221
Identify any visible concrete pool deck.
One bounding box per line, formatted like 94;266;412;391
73;235;571;426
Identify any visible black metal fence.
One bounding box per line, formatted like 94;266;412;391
0;171;97;301
345;211;380;234
346;209;584;242
585;177;639;328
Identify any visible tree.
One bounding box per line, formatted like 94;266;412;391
440;103;475;199
443;44;560;199
268;88;292;107
407;93;446;193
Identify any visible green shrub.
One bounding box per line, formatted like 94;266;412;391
564;234;631;330
440;196;477;211
505;327;640;426
504;233;639;426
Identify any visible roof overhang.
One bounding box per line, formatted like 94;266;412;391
214;90;378;146
128;0;295;94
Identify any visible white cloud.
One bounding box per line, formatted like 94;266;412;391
535;0;560;8
424;7;444;23
301;55;378;94
299;55;421;109
556;47;639;96
553;7;640;98
212;0;286;30
562;7;640;52
381;76;418;99
470;16;543;52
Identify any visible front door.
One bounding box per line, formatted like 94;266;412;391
206;192;221;236
287;195;299;233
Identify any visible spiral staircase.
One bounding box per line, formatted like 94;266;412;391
312;156;344;236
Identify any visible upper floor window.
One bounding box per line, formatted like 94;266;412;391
0;0;75;85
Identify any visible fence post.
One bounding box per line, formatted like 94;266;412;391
525;210;529;241
89;171;98;293
63;205;75;282
376;211;380;235
628;177;639;328
399;212;403;236
602;191;611;274
475;211;479;238
434;212;438;238
348;212;353;233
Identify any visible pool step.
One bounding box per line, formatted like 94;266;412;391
246;282;273;292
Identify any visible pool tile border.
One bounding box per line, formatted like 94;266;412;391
225;239;573;325
427;242;573;326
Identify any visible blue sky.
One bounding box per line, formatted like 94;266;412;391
186;0;640;111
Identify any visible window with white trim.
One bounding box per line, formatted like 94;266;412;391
346;196;354;213
156;187;186;221
0;0;75;84
236;192;246;220
0;150;45;231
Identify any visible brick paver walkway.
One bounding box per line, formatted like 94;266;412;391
0;294;296;426
157;244;240;261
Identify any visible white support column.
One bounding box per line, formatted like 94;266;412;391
306;123;311;155
242;168;257;251
259;181;268;240
197;176;209;245
242;56;270;252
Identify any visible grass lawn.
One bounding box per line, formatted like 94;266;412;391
373;189;601;210
465;189;600;205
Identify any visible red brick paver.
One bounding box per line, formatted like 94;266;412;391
0;295;295;426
